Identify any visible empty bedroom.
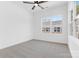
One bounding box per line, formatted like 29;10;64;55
0;0;78;58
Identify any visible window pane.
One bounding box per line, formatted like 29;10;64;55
76;1;79;15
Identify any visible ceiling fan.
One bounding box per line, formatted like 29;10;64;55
23;1;48;10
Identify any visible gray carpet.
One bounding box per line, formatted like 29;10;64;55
0;39;72;58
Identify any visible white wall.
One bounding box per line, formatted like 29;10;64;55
0;2;33;49
33;3;68;44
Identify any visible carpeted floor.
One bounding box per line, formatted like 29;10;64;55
0;39;72;58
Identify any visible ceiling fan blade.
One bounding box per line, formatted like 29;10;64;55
38;5;44;9
32;5;35;10
38;1;48;4
23;1;34;4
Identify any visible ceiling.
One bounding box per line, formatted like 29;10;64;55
12;1;68;12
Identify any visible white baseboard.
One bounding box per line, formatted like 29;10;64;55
35;39;67;45
0;35;32;49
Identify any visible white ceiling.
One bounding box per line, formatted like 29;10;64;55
12;1;68;12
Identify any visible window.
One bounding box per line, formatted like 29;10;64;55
76;1;79;15
74;1;79;39
42;27;50;32
41;16;63;34
75;19;79;39
57;27;61;32
54;27;62;33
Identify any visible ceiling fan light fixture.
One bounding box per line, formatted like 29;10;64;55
35;4;38;6
23;1;48;10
